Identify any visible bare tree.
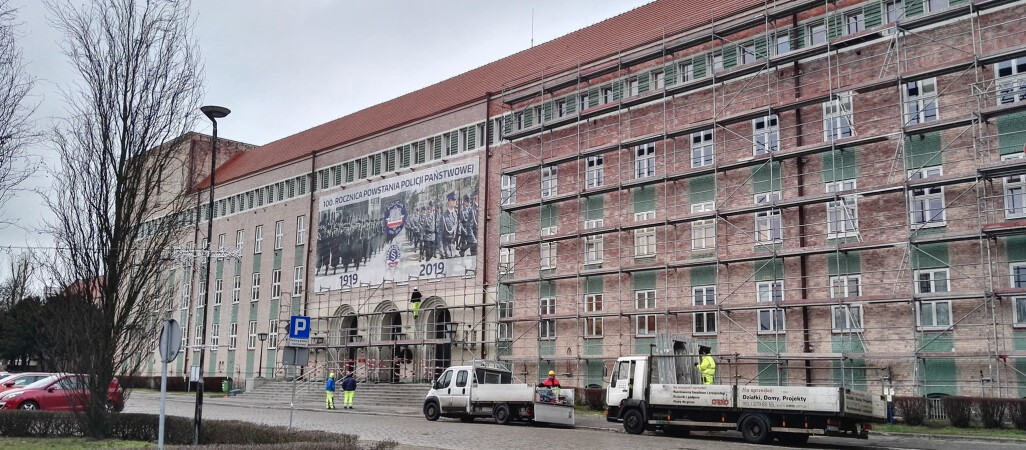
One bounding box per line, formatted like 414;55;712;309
0;0;36;226
42;0;202;436
0;250;34;310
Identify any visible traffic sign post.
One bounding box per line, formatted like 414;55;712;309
157;318;182;450
285;315;311;430
288;315;310;347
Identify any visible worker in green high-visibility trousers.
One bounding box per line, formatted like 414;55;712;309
411;287;422;319
341;372;357;409
324;372;336;410
696;346;716;385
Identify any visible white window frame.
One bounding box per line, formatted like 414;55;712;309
757;280;784;303
499;248;514;274
635;314;658;335
1013;297;1026;327
540;242;557;270
915;268;950;294
758;308;785;334
539;297;555;316
635;289;656;309
584;317;603;337
181;281;191;310
886;0;905;23
832;304;864;332
917;300;952;330
691;130;714;168
691;202;716;250
579;93;590;111
711;52;724;74
584;235;603;265
807;21;827;46
904;78;939;125
678;61;694;83
1003;154;1026;219
274;220;284;250
774;32;790;55
293;266;304;296
755;192;782;244
823;93;854;141
693;285;717;335
1011;262;1026;288
211;323;220;349
636;143;656;179
995;57;1026;105
267;319;278;349
194;325;203;351
846;11;865;34
830;275;862;298
248;320;257;349
925;0;949;14
753;115;779;155
627;78;639;97
501;175;516;205
909;166;946;227
251;272;261;302
556;99;567;118
498;322;513;341
254;225;263;254
296;216;306;245
539;319;556;340
739;42;757;65
826;180;859;239
541;166;557;198
271;269;281;299
585;293;603;313
586;155;604;188
235;229;245;253
214;278;223;306
634;226;657;258
652;70;665;90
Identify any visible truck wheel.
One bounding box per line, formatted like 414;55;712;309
623;409;646;435
740;414;772;445
777;433;809;445
493;404;512;425
423;401;440;421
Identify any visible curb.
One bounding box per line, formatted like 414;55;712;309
873;431;1026;443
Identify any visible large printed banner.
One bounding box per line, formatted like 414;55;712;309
314;160;480;291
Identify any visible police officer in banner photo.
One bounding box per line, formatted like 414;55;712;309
441;192;459;258
459;194;477;256
422;202;437;261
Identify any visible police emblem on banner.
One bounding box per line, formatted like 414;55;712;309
386;244;401;267
384;201;407;237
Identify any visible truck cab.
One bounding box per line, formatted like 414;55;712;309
605;356;647;420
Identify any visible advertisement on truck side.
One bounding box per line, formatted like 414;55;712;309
737;386;841;413
649;384;734;408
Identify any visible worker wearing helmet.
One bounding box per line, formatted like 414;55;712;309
539;370;562;403
696;346;716;385
325;372;336;410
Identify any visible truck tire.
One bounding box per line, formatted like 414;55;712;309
740;414;772;445
776;433;810;445
623;409;647;435
423;401;440;421
493;404;512;425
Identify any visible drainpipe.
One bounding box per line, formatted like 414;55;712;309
481;94;492;360
301;150;317;375
790;11;813;387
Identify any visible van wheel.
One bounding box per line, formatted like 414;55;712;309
777;433;810;445
623;409;646;435
740;414;772;445
423;401;440;421
493;404;512;425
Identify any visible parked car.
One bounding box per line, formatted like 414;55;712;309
0;373;52;393
0;374;124;412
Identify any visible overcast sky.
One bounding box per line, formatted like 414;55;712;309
0;0;652;278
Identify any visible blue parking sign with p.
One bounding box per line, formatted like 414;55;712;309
289;316;310;339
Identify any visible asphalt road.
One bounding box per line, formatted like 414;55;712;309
124;392;1024;450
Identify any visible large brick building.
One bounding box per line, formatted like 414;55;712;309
144;0;1026;398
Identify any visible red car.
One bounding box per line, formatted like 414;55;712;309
0;373;52;393
0;374;124;412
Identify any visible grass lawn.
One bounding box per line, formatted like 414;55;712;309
0;437;153;449
573;405;605;416
875;422;1026;439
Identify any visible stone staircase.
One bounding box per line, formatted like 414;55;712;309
242;379;429;410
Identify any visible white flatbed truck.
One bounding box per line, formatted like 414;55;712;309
606;355;886;445
423;362;574;426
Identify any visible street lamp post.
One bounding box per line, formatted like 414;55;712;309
194;105;230;446
257;333;268;378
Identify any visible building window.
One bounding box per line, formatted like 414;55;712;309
627;78;639;97
909;167;946;227
823;93;854;141
832;305;864;332
181;282;190;310
691;130;714;168
678;61;694;83
254;225;263;254
271;269;281;299
926;0;949;13
194;325;202;352
758;309;785;333
739;42;757;64
753;115;779;155
710;52;724;74
757;280;784;303
584;235;603;265
267;319;278;348
1004;155;1026;218
579;92;590;111
915;268;950;294
826;180;859;239
1011;262;1026;288
808;21;827;46
500;175;516;205
293;266;304;296
214;279;223;306
541;166;557;198
904;78;938;125
539;297;555;316
886;0;905;23
540;243;557;270
691;202;715;250
636;143;656;178
846;12;865;34
774;32;790;55
585;293;603;313
556;99;567;118
1013;297;1026;327
586;155;604;188
917;300;952;330
498;322;513;341
499;248;514;274
830;275;862;298
635;315;657;335
755;192;782;243
635;289;656;309
296;216;306;245
585;317;603;337
602;86;614;104
248;320;257;349
693;285;717;335
995;57;1026;105
539;319;556;339
274;220;284;250
232;275;241;304
229;322;238;350
210;323;220;349
652;70;665;90
217;233;226;252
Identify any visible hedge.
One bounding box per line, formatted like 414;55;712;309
894;396;928;426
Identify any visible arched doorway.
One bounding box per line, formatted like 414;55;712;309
424;305;451;379
339;314;358;372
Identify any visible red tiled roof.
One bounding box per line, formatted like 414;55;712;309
204;0;762;187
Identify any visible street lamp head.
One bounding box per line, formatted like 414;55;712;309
200;105;231;121
257;332;268;342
